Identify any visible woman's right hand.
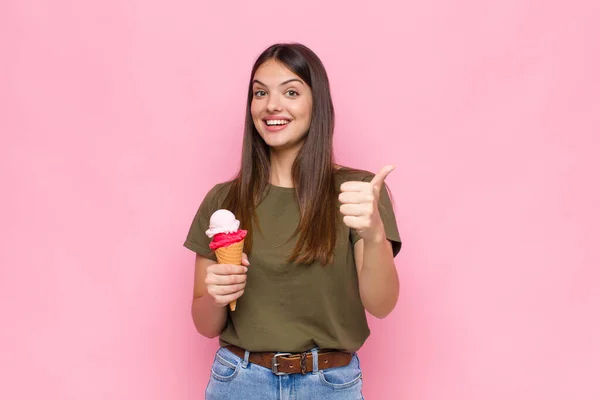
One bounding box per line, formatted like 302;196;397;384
204;253;249;308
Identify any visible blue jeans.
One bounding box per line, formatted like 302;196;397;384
206;347;364;399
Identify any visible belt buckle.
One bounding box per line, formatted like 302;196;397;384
271;353;292;376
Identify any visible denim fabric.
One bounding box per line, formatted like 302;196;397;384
205;347;364;400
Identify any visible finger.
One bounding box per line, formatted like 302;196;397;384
340;203;369;217
210;283;246;296
340;181;372;193
216;290;245;306
209;273;247;286
339;191;374;205
211;264;248;275
241;253;250;266
342;215;368;230
371;165;395;193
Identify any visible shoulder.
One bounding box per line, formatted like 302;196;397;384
334;165;376;186
202;180;235;206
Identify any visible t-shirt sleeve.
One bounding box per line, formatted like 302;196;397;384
349;176;402;257
183;184;223;261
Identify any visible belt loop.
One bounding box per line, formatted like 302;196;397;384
311;348;319;374
242;350;250;368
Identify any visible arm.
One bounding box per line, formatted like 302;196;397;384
339;165;400;319
191;254;248;338
354;236;399;318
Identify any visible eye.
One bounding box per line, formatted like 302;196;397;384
254;90;266;97
285;90;299;97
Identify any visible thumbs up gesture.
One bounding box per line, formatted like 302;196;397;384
339;165;395;242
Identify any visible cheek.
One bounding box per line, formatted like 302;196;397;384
250;101;261;119
303;102;313;125
291;100;312;121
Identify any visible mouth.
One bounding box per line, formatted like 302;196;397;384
262;118;291;132
263;118;291;127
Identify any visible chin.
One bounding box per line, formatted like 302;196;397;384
259;133;290;147
257;130;307;152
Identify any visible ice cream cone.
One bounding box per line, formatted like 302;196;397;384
215;239;245;311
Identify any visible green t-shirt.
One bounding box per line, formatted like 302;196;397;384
184;168;401;352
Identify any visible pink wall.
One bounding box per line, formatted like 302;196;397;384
2;0;599;398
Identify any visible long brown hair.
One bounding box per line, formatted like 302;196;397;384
222;43;338;265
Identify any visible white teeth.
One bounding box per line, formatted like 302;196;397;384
265;119;290;126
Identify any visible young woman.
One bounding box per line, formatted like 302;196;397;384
184;43;402;399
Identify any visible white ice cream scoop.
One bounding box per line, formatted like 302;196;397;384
205;209;241;238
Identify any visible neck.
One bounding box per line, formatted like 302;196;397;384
269;148;298;188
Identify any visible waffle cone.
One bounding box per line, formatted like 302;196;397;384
214;239;245;311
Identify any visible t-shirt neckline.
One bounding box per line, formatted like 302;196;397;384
267;183;296;192
267;167;347;192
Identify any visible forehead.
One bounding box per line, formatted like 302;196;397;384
253;59;304;85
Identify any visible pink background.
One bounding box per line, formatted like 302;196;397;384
2;0;599;398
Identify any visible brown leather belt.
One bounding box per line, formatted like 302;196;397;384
225;345;353;375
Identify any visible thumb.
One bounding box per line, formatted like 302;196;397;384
371;165;395;194
241;252;250;267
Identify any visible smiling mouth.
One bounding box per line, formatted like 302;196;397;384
264;119;291;126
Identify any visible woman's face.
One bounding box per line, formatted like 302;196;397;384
251;59;313;154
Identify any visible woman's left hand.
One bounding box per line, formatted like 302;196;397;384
339;165;395;242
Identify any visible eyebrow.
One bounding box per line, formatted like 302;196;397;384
252;78;304;87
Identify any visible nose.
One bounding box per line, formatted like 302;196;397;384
266;93;283;113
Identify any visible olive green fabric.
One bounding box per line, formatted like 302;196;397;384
184;168;401;352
